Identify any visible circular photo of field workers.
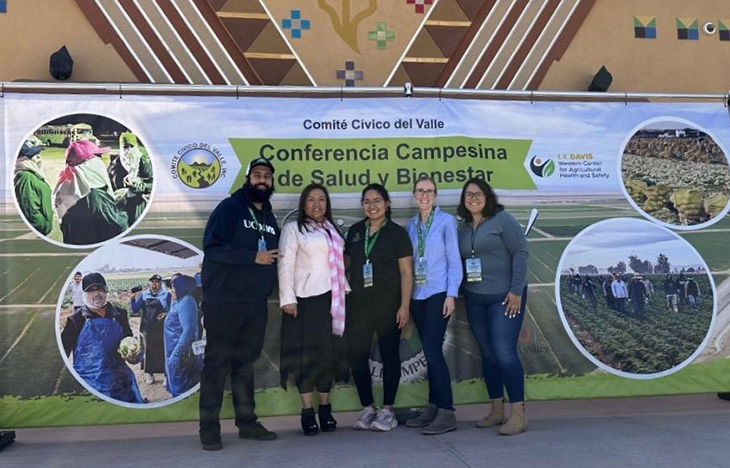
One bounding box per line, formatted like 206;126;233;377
556;218;715;378
12;113;154;247
55;235;203;408
621;119;730;229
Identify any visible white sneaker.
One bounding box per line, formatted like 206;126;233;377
353;406;377;430
370;408;398;432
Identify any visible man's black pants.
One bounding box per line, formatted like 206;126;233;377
199;300;267;434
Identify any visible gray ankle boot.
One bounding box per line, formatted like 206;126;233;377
421;408;457;435
406;404;438;427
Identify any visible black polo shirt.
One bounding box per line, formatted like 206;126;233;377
345;219;413;293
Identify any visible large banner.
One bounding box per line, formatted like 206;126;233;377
1;94;729;427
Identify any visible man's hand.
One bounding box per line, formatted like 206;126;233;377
255;249;279;265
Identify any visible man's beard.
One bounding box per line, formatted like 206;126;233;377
245;181;274;203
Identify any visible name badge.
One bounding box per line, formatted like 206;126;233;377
415;258;427;285
363;262;374;288
466;257;482;283
258;237;267;252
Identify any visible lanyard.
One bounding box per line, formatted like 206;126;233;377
417;209;435;260
469;218;485;257
247;206;265;239
364;220;385;262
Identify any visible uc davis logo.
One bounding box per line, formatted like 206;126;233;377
172;144;226;189
530;156;555;177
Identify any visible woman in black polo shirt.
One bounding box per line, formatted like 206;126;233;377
345;184;413;432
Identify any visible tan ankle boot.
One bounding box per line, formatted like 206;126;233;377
476;398;504;428
499;402;527;435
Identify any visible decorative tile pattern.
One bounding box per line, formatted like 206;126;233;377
336;61;364;87
368;22;396;50
634;16;656;39
406;0;433;14
720;20;730;41
282;9;311;39
677;17;699;40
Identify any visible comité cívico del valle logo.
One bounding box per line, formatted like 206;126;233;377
172;143;227;189
529;155;555;178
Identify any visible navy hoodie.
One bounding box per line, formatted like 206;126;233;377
201;188;280;304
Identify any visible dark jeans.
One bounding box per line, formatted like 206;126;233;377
615;297;627;315
411;292;453;410
463;289;526;402
347;289;402;407
631;297;644;320
199;300;267;434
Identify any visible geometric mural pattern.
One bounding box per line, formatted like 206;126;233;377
677;17;699;40
719;19;730;41
71;0;597;89
634;16;657;39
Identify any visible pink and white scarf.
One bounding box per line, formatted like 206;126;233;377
312;220;348;336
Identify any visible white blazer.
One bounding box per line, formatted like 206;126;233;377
277;221;350;306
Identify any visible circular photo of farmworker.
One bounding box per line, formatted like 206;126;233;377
556;218;716;379
620;118;730;230
12;113;154;248
55;235;203;408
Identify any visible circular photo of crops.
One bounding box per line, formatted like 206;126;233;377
12;113;154;248
55;235;203;408
556;218;716;378
620;118;730;229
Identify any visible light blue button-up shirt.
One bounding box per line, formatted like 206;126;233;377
407;207;463;300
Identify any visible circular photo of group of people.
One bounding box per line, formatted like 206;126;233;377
12;113;154;247
56;236;203;408
556;218;715;378
620;119;730;229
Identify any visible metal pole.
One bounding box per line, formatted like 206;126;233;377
0;82;727;102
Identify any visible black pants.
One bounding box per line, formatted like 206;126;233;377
347;289;402;407
199;300;267;433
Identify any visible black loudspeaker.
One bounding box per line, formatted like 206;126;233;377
50;45;74;81
588;66;612;92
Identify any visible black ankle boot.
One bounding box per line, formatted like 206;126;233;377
301;408;319;436
318;404;337;432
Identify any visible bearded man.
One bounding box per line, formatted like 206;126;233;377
198;157;280;450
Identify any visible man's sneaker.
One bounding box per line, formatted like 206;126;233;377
200;431;222;451
238;421;278;441
352;406;377;430
370;408;398;432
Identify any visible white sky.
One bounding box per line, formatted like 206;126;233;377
563;219;703;270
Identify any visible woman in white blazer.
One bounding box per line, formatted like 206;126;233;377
278;183;350;436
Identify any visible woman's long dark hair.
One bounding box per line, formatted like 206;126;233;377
296;183;337;233
361;183;392;220
457;178;504;222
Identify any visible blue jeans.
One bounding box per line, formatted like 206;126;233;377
463;289;526;402
411;292;452;410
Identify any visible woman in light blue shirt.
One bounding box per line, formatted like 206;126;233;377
405;175;462;435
